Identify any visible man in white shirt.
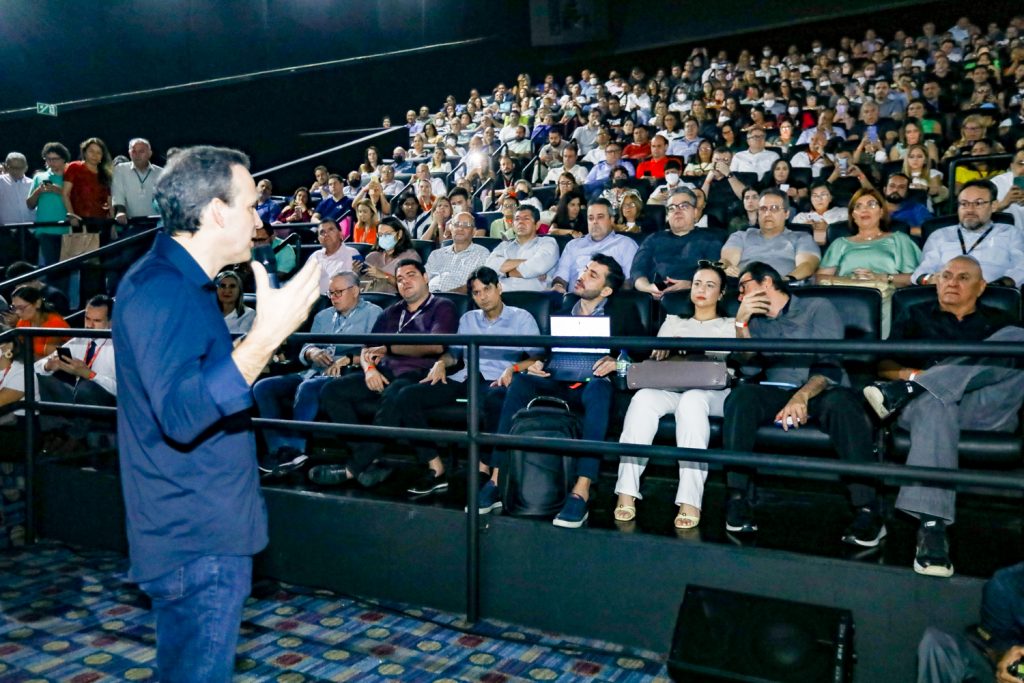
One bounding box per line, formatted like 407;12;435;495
111;138;163;226
991;149;1024;229
0;152;35;226
543;145;588;185
730;126;779;179
378;165;405;197
425;212;490;293
484;205;559;291
310;219;359;295
790;130;836;178
35;295;117;446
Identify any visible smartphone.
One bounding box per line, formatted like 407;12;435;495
57;348;72;362
1014;176;1024;190
41;180;54;187
838;157;849;174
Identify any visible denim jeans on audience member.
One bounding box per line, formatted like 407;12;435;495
252;373;334;454
138;554;252;683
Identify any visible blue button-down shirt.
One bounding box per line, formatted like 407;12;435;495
553;232;639;285
114;232;265;583
451;305;542;382
300;299;383;378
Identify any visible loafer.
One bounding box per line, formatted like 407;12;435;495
552;494;589;529
357;462;393;488
308;464;352;486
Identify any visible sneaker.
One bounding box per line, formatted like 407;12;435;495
552;494;589;529
274;447;309;475
842;506;887;547
863;380;920;420
725;495;758;533
308;463;352;486
471;480;503;515
356;462;393;488
914;520;954;578
408;469;449;496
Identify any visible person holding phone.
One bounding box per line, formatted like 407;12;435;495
992;149;1024;229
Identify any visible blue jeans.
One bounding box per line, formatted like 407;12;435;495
252;373;333;454
138;554;252;683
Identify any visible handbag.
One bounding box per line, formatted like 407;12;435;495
626;356;729;391
60;224;100;262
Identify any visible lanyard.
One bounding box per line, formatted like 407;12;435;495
957;225;996;256
398;296;432;332
133;167;152;190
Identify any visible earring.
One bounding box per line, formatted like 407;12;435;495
2;350;12;360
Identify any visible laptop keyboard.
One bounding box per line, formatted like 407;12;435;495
546;353;604;381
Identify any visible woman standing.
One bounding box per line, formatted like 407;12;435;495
615;263;735;529
12;286;70;359
215;271;255;334
62;137;112;226
360;219;420;294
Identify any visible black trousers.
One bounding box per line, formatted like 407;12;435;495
722;384;877;507
37;374;116;438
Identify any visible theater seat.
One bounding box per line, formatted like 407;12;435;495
410;239;436;264
362;292;399;310
434;291;469;318
887;285;1023;469
502;291;552;334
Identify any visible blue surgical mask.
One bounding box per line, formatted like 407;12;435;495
378;234;397;251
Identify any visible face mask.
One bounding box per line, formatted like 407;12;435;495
856;76;866;85
788;106;800;116
763;49;772;57
378;234;397;250
515;190;528;201
676;93;687;102
394;155;405;163
813;46;822;53
819;81;830;89
435;118;444;127
764;98;775;108
612;178;628;188
665;172;680;185
349;179;360;188
590;77;599;85
838;55;847;63
836;103;847;115
719;114;730;123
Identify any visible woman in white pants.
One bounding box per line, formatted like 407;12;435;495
614;263;735;529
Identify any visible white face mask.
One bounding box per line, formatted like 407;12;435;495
763;99;775;108
763;49;772;57
819;81;830;89
665;172;680;185
590;77;599;85
813;46;822;53
719;114;730;123
836;104;847;115
676;93;687;102
788;106;800;116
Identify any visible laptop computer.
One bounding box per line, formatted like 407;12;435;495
545;315;612;382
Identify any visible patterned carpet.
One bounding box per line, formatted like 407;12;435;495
0;543;671;682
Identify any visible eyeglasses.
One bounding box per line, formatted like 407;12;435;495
853;200;881;210
737;277;757;293
758;205;785;213
450;222;475;229
697;259;725;269
666;202;695;212
958;199;992;209
810;192;831;200
11;304;31;313
328;286;357;297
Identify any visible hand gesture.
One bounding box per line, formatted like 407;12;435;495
996;644;1024;683
324;356;350;377
736;290;770;323
364;366;389;392
662;277;691;293
362;346;386;367
492;366;518;387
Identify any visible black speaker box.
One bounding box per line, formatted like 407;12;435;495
668;585;854;682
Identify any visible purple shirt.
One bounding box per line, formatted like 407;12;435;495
373;294;458;376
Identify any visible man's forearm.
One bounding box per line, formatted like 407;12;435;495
788;259;818;280
793;375;832;403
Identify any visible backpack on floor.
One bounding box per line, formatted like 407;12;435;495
499;396;581;517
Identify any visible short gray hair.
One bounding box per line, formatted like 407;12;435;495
4;152;27;167
330;271;359;288
669;187;697;205
128;138;151;150
154;145;250;235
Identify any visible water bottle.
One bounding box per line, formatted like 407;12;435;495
616;350;632;378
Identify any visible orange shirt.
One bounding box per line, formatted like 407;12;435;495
352;223;378;244
18;312;70;358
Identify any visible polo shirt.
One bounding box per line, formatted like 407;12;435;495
724;228;821;276
374;294;458;377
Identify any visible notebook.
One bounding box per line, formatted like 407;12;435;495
545;315;612;382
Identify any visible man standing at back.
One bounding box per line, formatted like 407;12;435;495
114;146;320;682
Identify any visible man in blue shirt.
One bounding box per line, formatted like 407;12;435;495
311;174;352;223
884;173;932;232
255;178;282;223
114;146;320;683
550;198;638;293
252;272;382;476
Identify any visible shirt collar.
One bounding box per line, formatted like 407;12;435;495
571;297;607;317
153;232;216;291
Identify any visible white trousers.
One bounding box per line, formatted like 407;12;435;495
615;388;729;509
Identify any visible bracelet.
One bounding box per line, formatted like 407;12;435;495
365;364;376;373
87;371;97;380
735;320;748;329
887;274;894;284
512;364;520;373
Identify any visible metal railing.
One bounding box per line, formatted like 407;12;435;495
6;326;1024;623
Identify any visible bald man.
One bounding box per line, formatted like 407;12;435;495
865;256;1024;578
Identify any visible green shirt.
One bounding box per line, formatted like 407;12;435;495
820;231;921;277
29;171;69;234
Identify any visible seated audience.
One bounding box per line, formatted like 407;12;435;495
311;174;353;224
216;271;255;334
253;272;382;476
547;189;586;237
394;193;423;234
255;179;282;223
274;187;314;227
310;219;360;296
883;173;933;233
723;262;881;543
489;195;518;240
484;205;559;292
721;189;821;280
252;224;296;277
635;134;671;180
790;130;835;179
913;181;1024;288
992;149;1024;228
416;194;452;242
0;330;36;441
727;187;761;236
425;212;490;293
864;256;1024;577
550;199;637;293
12;285;69;359
683;140;715;177
729;126;779;178
312;260;458;488
632;188;724;299
360;219;420;294
481;255;642;527
760;159;807;207
792;181;849;246
616;192;650;233
615;262;735;529
543;144;588;185
647;159;690;206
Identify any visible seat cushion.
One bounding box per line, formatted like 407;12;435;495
889;429;1023;469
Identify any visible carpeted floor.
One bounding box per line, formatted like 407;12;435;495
0;543;671;682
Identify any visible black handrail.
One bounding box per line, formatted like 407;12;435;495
11;325;1024;624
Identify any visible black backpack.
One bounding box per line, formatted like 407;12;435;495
499;397;581;517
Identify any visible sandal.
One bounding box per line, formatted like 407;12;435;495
674;509;701;529
614;504;636;522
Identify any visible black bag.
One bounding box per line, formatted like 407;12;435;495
499;396;581;517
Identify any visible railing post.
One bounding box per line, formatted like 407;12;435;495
465;341;480;623
19;224;28;262
21;330;37;544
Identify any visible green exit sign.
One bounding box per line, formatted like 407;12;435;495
36;102;58;117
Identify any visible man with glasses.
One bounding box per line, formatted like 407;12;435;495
730;126;780;178
913;180;1024;288
425;211;490;293
252;272;382;477
632;188;724;299
865;256;1024;577
26;143;71;267
585;142;636;184
378;165;403;197
724;261;881;542
721;189;821;281
543;144;587;185
309;218;360;296
484;205;559;292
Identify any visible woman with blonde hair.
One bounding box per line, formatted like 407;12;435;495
351;198;380;244
901;143;948;205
